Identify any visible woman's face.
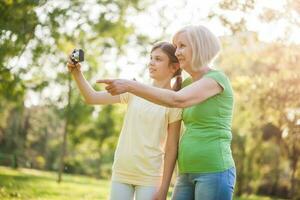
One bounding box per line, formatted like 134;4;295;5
173;32;193;72
148;48;174;81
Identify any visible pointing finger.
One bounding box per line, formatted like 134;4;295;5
96;79;114;84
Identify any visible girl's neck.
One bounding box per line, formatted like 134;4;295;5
190;66;212;81
152;79;172;89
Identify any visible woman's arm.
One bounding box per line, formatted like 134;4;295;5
154;120;181;200
68;62;120;105
97;77;222;108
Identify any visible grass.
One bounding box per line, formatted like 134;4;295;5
0;166;281;200
0;166;108;200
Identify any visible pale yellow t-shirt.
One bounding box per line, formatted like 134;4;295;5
111;92;182;186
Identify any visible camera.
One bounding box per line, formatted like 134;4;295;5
71;49;84;64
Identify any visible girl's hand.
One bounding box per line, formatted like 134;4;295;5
152;189;167;200
67;56;81;73
96;79;132;95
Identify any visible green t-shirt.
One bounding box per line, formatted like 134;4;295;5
178;70;235;173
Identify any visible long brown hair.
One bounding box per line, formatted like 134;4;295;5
151;42;182;91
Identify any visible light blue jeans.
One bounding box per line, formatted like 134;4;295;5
171;167;236;200
109;181;157;200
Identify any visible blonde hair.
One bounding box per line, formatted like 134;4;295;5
173;25;221;71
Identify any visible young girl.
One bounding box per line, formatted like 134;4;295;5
67;42;182;200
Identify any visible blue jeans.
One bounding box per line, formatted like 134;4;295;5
171;167;236;200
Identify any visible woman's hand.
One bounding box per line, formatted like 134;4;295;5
67;56;81;73
96;79;132;95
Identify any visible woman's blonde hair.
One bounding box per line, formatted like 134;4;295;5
173;25;221;71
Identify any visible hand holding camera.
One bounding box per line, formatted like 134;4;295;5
67;49;84;73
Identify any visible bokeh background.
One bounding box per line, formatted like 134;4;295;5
0;0;299;199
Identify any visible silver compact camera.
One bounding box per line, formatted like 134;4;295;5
71;49;84;64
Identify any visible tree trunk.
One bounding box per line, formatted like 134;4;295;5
272;143;280;196
57;76;71;183
236;145;246;196
96;140;104;179
289;146;298;199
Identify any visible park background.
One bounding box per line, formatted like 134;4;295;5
0;0;299;199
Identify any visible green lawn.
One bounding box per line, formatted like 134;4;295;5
0;166;278;200
0;166;108;200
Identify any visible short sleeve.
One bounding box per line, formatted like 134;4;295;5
119;92;133;104
182;77;192;88
168;108;182;124
204;71;228;92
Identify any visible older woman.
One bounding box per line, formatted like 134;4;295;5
98;25;236;200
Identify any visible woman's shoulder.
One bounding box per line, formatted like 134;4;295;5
206;68;226;76
204;68;230;82
182;69;228;87
204;68;233;94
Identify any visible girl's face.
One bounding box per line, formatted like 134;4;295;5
148;48;175;81
173;32;193;72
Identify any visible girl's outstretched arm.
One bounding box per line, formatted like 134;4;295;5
67;60;120;105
